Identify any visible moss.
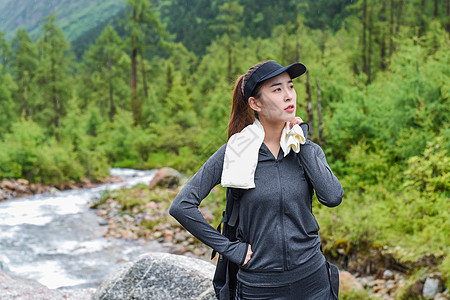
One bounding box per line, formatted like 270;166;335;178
339;289;373;300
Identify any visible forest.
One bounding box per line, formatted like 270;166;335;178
0;0;449;297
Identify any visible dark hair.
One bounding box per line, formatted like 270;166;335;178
228;62;265;139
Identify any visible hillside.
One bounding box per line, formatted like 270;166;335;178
0;0;125;41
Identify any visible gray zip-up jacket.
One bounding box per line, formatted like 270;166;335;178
169;123;343;284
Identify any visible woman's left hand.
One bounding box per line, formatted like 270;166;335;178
289;116;304;129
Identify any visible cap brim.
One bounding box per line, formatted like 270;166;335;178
259;62;307;82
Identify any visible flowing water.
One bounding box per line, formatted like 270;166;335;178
0;168;168;290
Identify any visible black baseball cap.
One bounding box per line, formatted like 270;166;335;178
243;61;307;102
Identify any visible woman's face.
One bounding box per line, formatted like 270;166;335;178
250;72;297;124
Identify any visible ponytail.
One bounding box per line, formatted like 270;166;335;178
227;62;266;140
228;75;255;139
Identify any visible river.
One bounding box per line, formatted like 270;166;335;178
0;168;168;290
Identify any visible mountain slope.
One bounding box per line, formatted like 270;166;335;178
0;0;126;41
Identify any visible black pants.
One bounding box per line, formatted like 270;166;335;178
235;263;335;300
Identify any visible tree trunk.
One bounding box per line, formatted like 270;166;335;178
108;56;114;122
380;1;387;71
380;35;386;71
131;45;139;124
227;38;232;83
281;32;288;66
227;15;233;83
20;78;30;118
419;0;426;36
130;5;139;125
362;0;368;79
305;72;313;140
316;77;323;143
320;26;326;60
295;21;301;62
51;55;59;138
434;0;438;18
368;4;373;84
389;0;395;57
140;52;149;100
446;0;450;32
395;0;404;36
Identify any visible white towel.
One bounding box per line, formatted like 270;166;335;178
221;119;306;189
280;121;306;157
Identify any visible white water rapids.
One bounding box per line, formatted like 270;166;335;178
0;168;168;290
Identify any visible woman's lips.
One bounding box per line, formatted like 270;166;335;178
284;105;295;112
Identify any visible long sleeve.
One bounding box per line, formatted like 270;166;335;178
298;125;344;207
169;144;248;265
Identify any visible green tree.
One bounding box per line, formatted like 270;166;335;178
82;25;130;121
125;0;166;125
0;30;11;69
34;14;74;136
162;62;197;128
10;28;38;118
0;69;15;135
156;0;220;55
211;1;243;83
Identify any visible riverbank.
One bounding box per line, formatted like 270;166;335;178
0;176;123;201
88;179;449;300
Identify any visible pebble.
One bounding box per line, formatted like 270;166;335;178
423;277;442;299
383;269;395;280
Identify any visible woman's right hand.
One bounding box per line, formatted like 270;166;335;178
242;244;253;266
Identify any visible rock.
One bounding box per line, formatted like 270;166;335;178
434;293;448;300
358;277;371;288
385;280;396;293
49;187;60;194
406;279;425;298
383;269;394;280
0;270;94;300
163;230;174;242
423;277;442;299
93;252;216;300
1;179;17;191
339;271;365;294
17;179;29;186
149;167;180;189
0;189;6;201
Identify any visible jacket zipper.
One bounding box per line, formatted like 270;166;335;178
275;159;288;271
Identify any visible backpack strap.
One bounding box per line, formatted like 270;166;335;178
227;189;242;227
211;187;244;260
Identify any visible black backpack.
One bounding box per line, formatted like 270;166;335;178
211;187;243;300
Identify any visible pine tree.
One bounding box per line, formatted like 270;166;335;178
0;69;15;135
82;25;130;122
0;31;11;69
34;14;73;137
10;28;38;118
211;1;244;83
125;0;166;125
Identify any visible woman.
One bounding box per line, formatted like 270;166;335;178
170;61;343;300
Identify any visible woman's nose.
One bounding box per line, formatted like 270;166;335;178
285;89;294;101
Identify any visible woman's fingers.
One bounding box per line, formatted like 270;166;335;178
289;116;303;129
242;244;253;266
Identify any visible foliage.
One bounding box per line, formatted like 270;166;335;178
339;288;373;300
0;0;449;288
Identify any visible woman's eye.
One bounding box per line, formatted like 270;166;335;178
274;88;281;92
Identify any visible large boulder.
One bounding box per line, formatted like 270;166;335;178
92;252;216;300
0;270;94;300
149;168;181;189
